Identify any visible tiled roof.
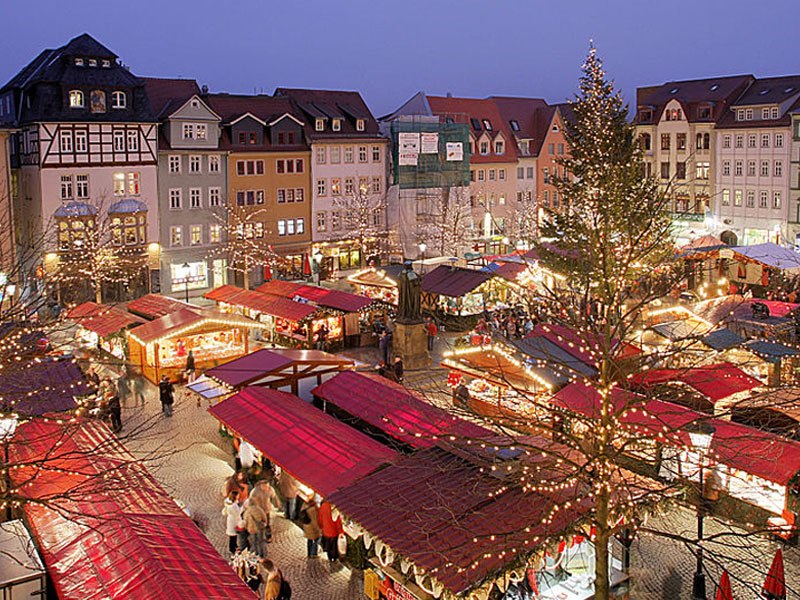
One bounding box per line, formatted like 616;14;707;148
427;95;518;163
486;96;548;152
274;88;384;141
730;75;800;106
421;265;493;297
141;77;201;117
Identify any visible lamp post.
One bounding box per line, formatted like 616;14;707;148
313;251;323;286
181;262;191;303
419;242;426;275
0;415;18;520
688;420;716;600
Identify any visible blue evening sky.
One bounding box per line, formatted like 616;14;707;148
2;0;796;116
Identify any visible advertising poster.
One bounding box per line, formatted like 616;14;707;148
420;132;439;154
445;142;463;161
398;132;420;166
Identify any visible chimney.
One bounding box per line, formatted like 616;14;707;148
201;84;208;94
446;91;453;98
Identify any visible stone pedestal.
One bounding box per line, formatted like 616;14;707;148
393;321;431;370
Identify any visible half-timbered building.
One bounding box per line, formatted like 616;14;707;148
0;33;159;297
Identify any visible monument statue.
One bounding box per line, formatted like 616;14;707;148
397;260;421;323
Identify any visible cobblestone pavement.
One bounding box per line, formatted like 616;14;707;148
105;330;800;600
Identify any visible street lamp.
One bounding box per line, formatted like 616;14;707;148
313;251;323;285
419;242;427;276
0;415;18;520
687;420;716;600
181;262;191;303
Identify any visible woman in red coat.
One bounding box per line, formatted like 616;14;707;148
317;500;344;562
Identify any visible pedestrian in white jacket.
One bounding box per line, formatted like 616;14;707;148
223;490;243;555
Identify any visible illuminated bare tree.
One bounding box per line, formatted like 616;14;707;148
333;178;390;268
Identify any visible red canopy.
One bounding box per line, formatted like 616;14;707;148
311;371;494;448
204;285;317;322
763;548;786;600
209;387;398;496
630;363;761;403
66;301;143;338
9;419;256;600
126;294;190;320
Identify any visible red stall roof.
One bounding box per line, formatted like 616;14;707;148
554;382;800;486
205;285;317;321
630;363;761;402
311;371;494;448
128;307;262;344
421;264;493;298
209;387;398;496
255;280;305;297
256;281;375;313
9;419;256;600
126;294;193;320
528;323;641;367
66;301;143;338
205;348;295;387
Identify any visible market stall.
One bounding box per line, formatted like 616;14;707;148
204;284;318;346
66;301;144;360
347;265;403;305
329;440;642;600
126;307;268;383
420;265;495;316
8;418;257;600
692;296;799;344
257;280;389;348
0;357;91;416
188;347;355;402
208;386;399;498
311;370;493;450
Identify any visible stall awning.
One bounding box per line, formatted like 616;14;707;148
554;382;800;486
512;336;598;380
126;294;193;320
346;266;400;289
9;419;257;600
186;374;232;400
128;307;266;345
629;363;761;402
311;371;494;448
0;357;90;415
66;301;143;338
701;328;745;350
442;344;559;391
744;340;800;363
731;243;800;273
209;387;398;497
421;264;493;298
201;348;355;390
205;285;318;321
255;280;305;298
257;281;376;313
649;320;711;341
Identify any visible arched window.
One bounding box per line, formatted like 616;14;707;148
696;134;703;150
703;133;710;150
69;90;84;108
111;91;126;109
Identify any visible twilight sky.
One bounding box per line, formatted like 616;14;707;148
3;0;797;117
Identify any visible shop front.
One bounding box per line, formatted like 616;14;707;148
127;307;267;383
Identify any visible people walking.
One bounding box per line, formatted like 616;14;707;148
116;369;129;404
159;375;174;417
318;499;344;562
378;330;390;365
278;470;298;521
249;479;277;542
299;499;321;558
223;490;243;555
260;559;290;600
185;350;196;383
86;366;100;391
243;499;269;557
131;370;146;405
425;318;437;352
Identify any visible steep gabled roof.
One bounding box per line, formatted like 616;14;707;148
141;77;201;117
729;75;800;106
275;88;383;140
489;96;548;153
61;33;117;59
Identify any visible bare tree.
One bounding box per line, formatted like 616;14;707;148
417;184;473;257
332;177;391;268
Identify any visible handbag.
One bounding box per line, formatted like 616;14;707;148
337;533;348;556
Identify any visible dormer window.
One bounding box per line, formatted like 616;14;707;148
315;118;324;131
356;119;365;131
518;140;529;154
69;90;84;108
494;140;504;155
74;58;84;67
665;109;682;121
102;60;111;68
480;141;489;155
509;120;520;131
771;107;779;119
88;59;97;67
638;109;653;122
111;91;126;109
746;108;753;120
737;109;745;121
482;119;492;130
332;119;341;131
698;105;711;120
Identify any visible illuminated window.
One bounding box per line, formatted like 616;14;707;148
127;172;140;195
114;173;126;196
170;226;182;246
190;225;202;245
209;224;221;244
69;90;84;108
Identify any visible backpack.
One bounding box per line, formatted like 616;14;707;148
277;576;292;600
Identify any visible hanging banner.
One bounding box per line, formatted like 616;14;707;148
445;142;463;161
420;132;439;154
398;132;420;166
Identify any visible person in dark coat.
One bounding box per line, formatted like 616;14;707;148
159;375;175;417
107;392;122;433
86;367;100;390
393;356;404;383
185;350;196;383
378;330;390;364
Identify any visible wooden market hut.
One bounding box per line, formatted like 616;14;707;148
66;301;144;360
420;265;495;316
126;293;194;320
204;285;319;347
126;307;268;383
256;280;388;348
346;265;404;306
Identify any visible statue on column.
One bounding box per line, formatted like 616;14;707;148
397;260;421;323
